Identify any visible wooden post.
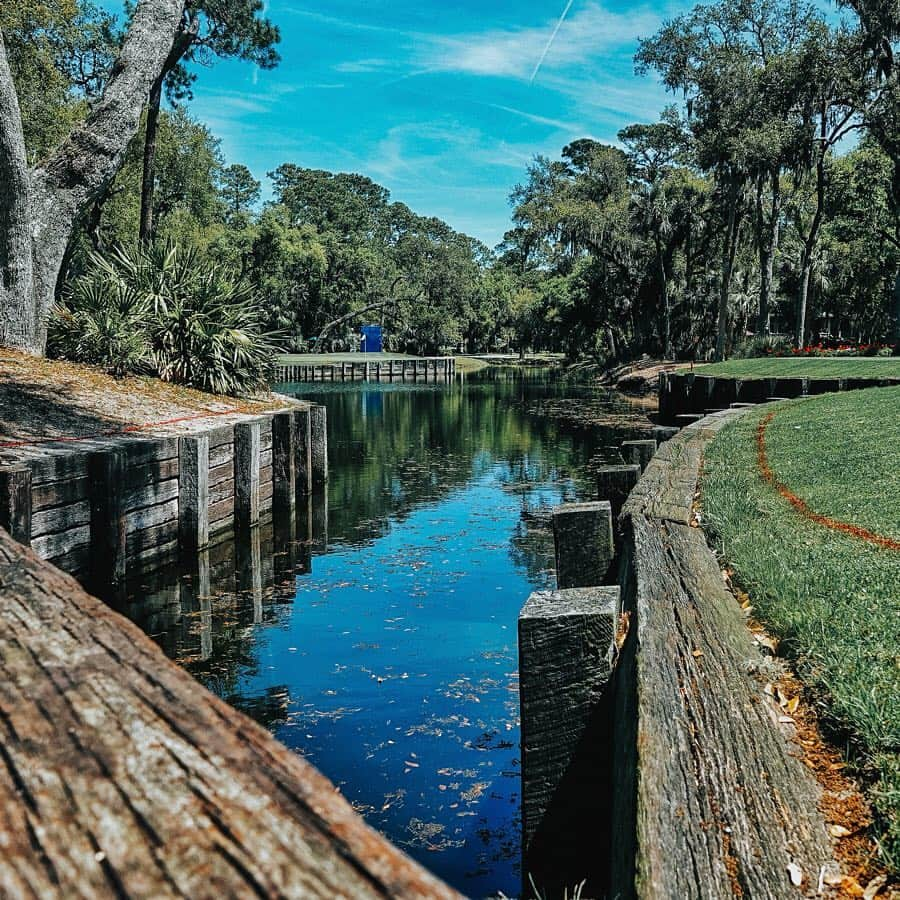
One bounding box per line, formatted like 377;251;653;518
651;425;680;444
294;408;313;496
310;405;328;485
552;501;615;588
272;411;296;518
621;439;657;472
311;485;328;553
88;447;127;596
179;433;210;553
234;419;261;531
0;466;32;544
519;586;620;900
596;464;641;522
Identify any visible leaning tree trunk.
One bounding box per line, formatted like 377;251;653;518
0;0;186;354
139;74;164;245
0;35;34;349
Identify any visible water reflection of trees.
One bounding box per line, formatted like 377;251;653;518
122;520;301;732
303;370;651;550
121;370;654;735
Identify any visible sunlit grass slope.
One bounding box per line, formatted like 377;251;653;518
685;357;900;378
702;387;900;868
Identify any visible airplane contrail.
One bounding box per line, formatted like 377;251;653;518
530;0;576;84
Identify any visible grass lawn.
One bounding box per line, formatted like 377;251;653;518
684;357;900;379
701;387;900;869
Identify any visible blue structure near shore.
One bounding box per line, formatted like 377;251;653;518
359;324;383;353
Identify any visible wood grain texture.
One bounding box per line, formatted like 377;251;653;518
0;528;461;900
612;409;836;900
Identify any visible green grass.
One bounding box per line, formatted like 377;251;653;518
683;357;900;379
455;356;490;373
702;387;900;868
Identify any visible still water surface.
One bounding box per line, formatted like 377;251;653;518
125;368;650;898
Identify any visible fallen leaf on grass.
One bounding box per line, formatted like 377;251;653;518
828;824;853;838
692;649;704;658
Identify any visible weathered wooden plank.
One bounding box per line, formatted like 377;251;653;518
32;523;91;561
209;476;234;506
123;455;179;491
123;476;179;514
31;475;89;511
272;410;296;517
124;497;179;534
208;459;233;487
611;409;837;900
0;529;461;900
621;437;703;526
0;467;31;544
30;499;91;538
207;423;234;450
125;520;180;563
209;441;234;469
209;496;235;528
29;450;90;485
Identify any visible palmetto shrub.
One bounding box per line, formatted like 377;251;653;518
50;243;281;395
48;271;153;377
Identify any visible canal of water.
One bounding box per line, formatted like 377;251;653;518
123;367;652;898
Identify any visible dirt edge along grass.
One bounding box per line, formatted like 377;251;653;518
700;387;900;872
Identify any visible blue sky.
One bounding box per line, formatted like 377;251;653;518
149;1;699;246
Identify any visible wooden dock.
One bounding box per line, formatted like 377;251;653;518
274;357;455;383
0;526;460;899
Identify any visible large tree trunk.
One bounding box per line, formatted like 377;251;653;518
893;270;900;348
139;75;164;245
796;109;826;348
654;229;671;359
0;34;34;350
714;175;742;361
0;0;186;354
756;168;781;335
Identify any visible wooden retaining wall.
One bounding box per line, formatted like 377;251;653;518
520;407;847;898
610;410;839;899
274;356;455;383
658;370;900;424
0;404;328;592
0;525;460;899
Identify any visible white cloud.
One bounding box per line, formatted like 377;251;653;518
420;2;662;82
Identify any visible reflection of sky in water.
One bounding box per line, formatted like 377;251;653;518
248;471;561;897
125;370;651;899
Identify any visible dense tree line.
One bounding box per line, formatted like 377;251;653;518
1;0;898;367
502;0;900;361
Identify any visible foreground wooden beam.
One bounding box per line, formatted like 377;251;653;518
0;528;460;900
611;410;838;899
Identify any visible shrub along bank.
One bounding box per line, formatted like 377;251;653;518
701;387;900;870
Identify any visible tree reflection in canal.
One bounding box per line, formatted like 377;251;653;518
122;368;652;898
